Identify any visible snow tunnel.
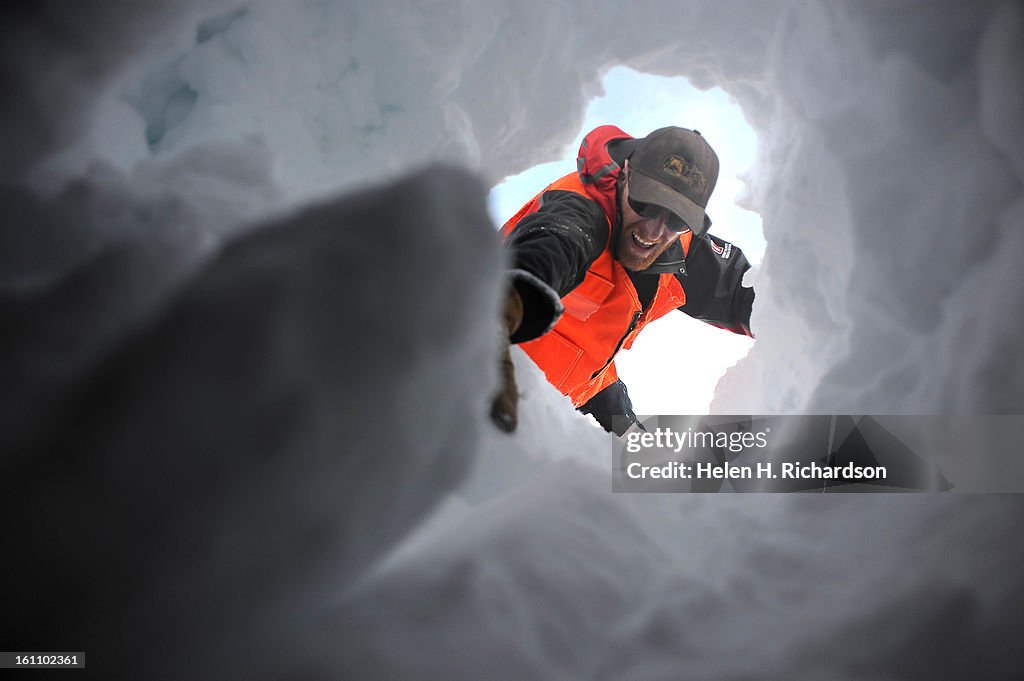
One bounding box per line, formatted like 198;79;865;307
10;0;1021;417
3;1;1023;678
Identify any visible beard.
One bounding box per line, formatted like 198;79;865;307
612;221;676;272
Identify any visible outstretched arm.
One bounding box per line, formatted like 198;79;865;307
503;189;609;342
677;233;755;337
491;188;609;432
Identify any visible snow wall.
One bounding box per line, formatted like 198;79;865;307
3;1;1024;679
7;0;1023;416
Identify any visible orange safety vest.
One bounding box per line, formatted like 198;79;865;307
501;126;693;406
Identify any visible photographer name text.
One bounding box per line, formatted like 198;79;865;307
625;460;887;480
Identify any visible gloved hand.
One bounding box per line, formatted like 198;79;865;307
490;287;524;432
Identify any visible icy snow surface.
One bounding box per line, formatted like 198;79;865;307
3;1;1024;679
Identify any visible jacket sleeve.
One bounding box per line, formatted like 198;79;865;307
578;378;644;435
504;190;609;343
676;233;755;337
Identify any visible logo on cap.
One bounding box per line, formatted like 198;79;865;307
663;155;707;191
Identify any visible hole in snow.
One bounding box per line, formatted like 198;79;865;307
489;66;764;415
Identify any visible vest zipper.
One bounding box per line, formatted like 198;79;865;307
590;310;643;379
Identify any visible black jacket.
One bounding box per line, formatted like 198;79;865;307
506;183;755;338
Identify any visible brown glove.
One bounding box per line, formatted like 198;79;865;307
490;287;524;432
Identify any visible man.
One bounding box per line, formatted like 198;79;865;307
492;124;755;434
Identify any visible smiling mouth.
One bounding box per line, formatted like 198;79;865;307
631;232;657;250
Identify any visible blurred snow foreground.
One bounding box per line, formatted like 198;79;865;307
3;1;1024;679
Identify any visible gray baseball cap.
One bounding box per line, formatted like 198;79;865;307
627;126;719;235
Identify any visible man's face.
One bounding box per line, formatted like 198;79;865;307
614;168;684;272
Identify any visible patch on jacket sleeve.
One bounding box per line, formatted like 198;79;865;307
709;238;732;259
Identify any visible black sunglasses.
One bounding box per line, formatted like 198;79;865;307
627;196;689;233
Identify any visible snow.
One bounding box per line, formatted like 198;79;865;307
3;0;1024;678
